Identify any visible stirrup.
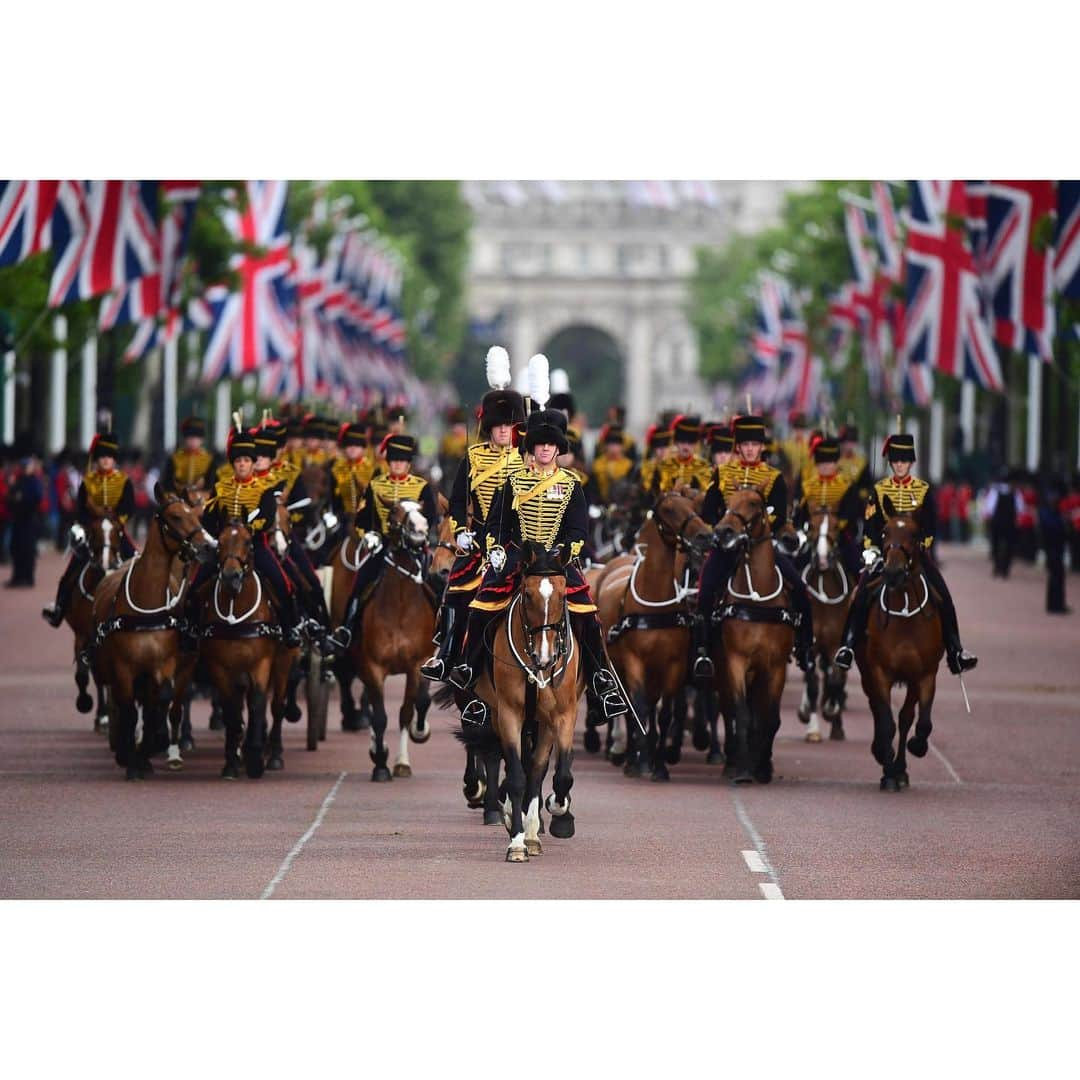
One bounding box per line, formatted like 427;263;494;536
692;652;715;679
326;627;352;651
599;690;628;720
449;662;475;690
833;645;854;671
591;670;617;696
460;698;489;727
421;656;448;682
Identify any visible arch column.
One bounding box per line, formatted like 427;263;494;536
510;305;537;380
626;311;652;436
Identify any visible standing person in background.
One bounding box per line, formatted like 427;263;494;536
1017;475;1038;563
985;468;1022;579
6;443;45;588
937;474;957;542
0;445;13;566
1060;473;1080;574
956;477;973;543
1039;477;1069;615
53;449;78;551
437;405;470;499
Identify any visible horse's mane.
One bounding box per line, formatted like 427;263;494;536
522;542;565;577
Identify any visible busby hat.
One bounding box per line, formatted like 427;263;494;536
671;414;702;444
252;428;278;458
338;422;368;449
479;346;527;431
548;368;575;417
732;414;768;445
883;433;916;462
180;416;206;439
600;423;625;446
710;430;734;455
812;436;840;463
381;433;417;462
647;424;673;451
522;353;569;453
90;431;120;460
445;405;467;426
227;430;257;462
839;423;860;443
548;392;576;416
302;413;323;439
285;415;304;439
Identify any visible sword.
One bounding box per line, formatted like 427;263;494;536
958;672;972;715
607;661;647;737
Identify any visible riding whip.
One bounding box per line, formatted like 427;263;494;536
958;672;973;715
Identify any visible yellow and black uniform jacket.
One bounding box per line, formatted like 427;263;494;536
203;472;280;538
864;475;936;550
839;452;872;503
702;459;787;529
792;470;863;533
488;466;589;560
652;452;714;494
163;447;217;492
78;468;135;525
356;471;437;538
330;456;375;522
271;458;312;530
587;454;635;505
448;442;526;543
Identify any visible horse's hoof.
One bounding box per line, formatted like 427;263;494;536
167;748;183;771
505;846;529;863
753;766;774;785
805;731;822;743
706;750;725;765
797;709;810;725
94;718;108;735
609;752;626;768
622;761;647;779
733;770;754;785
341;714;362;732
583;728;601;754
284;704;301;724
548;814;575;840
691;725;710;752
221;765;239;780
371;766;393;783
179;736;195;752
897;773;910;788
408;720;431;744
651;766;670;782
665;744;682;765
76;693;94;714
392;763;412;778
906;736;928;758
880;776;900;793
209;711;224;732
125;766;142;781
244;754;265;780
267;755;284;771
524;838;543;857
482;809;503;826
829;724;846;742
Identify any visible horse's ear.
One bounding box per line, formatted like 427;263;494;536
881;493;896;518
153;481;167;506
180;486;194;507
555;545;571;568
521;541;536;566
437;492;449;516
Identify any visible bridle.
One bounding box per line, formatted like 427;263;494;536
218;523;254;580
508;563;573;688
650;493;705;556
155;501;209;563
719;495;769;550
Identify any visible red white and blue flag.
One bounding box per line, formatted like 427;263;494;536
0;181;60;268
1053;180;1080;300
902;180;1003;395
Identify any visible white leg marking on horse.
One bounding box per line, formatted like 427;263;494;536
508;831;526;851
524;797;540;842
741;850;767;873
501;794;513;831
806;711;821;739
397;726;410;768
611;715;627;755
929;742;963;784
538;577;553;664
260;771;348;899
733;792;785;899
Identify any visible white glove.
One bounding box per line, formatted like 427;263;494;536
274;529;288;558
322;511;339;531
796;529;807;549
488;544;507;573
70;524;86;545
455;530;475;553
588;504;604;520
363;531;383;554
862;546;881;567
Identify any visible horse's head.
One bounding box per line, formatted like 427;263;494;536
651;489;714;563
520;542;569;675
217;519;254;595
880;495;923;588
383;498;429;551
805;504;841;572
301;463;329;505
153;481;215;563
84;513;122;570
716;486;771;552
430;493;455;579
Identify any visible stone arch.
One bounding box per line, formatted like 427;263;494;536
537;323;626;427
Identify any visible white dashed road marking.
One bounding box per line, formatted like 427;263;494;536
733;792;786;900
929;742;963;784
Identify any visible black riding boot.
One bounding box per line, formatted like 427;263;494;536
923;560;978;674
573;612;628;722
42;552;86;627
691;613;714;680
274;589;303;648
421;601;463;681
449;608;496;691
833;578;874;669
327;594;362;651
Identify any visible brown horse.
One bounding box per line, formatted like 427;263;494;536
459;542;584;861
797;506;854;743
707;486;795;784
91;485;213;779
66;510;125;730
597;490;714;780
346;499;436;781
856;502;945;792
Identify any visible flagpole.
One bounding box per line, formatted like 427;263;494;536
2;348;14;445
163;333;178;451
1027;354;1042;471
49;315;68;454
960;379;976;454
215;379;232;452
929;397;945;482
80;334;97;448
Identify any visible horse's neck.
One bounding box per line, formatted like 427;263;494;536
126;521;171;606
637;519;677;585
732;536;777;596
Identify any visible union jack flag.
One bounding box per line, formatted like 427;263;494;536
0;181;59;267
902;180;1003;393
984;181;1057;361
1054;180;1080;300
844;202;888;397
826;283;858;369
871;181;903;281
744;273;784;406
201;181;297;384
48;181;159;307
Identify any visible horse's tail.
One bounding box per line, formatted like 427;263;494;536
432;683;459;711
453;722;501;754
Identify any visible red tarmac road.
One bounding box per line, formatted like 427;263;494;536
1;544;1077;899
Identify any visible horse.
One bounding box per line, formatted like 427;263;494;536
345;498;436;781
706;486;796;784
197;517;300;779
596;490;714;781
90;485;214;779
856;501;945;792
297;462;336;564
591;475;647;561
65;509;124;731
457;542;584;862
796;506;854;743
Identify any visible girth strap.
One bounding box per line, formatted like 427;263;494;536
714;602;801;628
607;611;690;644
201;621;282;641
93;612;180;647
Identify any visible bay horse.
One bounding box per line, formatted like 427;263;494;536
346;499;436;781
707;486;796;784
797;506;853;743
90;485;213;779
457;542;584;862
66;510;124;730
856;501;945;792
597;490;713;780
198;517;300;779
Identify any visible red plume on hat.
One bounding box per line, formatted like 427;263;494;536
378;433;393;456
338;421;350;444
809;433;824;456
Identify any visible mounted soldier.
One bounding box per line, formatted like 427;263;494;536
653;415;714;493
326;432;438;651
837;422;872;503
162;416;217;493
638;423;673;494
449;354;630;727
43;431;137;627
587;422;635;507
421;346;525;682
792;434;863;575
707;423;734;471
181;422;304;650
833;428;978;676
329;421;375;532
692;413;815;678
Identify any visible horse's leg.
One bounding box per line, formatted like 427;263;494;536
482;742;503;826
268;692;285;771
95;676;110;736
74;635;94;716
501;726;528;862
546;719;577;840
524;721;555;856
336;653;359;731
216;673;242;779
867;674;899;791
753;666;786;784
905;671;938;778
112;669;140;780
703;686;724;765
689;685;709;751
410;677;432;743
394;669;417;778
802;660;822;743
652;695;673;782
608;712;627;766
463;748;486;808
366;673;392;782
623;690;652;779
243;669;268;780
726;655;753;783
284;656;302;724
894;684;918;789
824;658;847;739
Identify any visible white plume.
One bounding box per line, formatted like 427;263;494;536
485;345;511;390
528;354;550;410
514;366;530;395
550;367;571;395
232;410;243;434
